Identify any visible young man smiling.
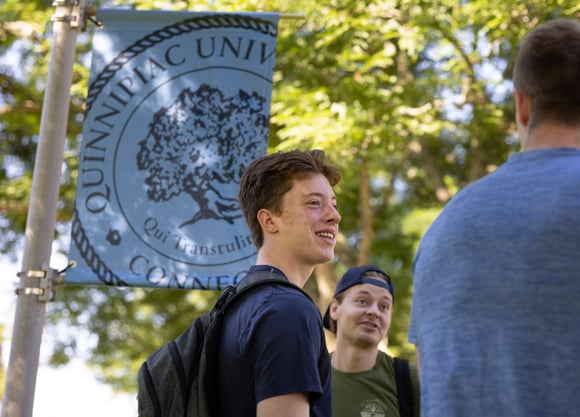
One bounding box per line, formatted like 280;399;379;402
216;149;341;417
324;265;419;417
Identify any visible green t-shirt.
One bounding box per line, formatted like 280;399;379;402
331;351;419;417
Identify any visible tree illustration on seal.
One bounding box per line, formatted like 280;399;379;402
136;84;269;228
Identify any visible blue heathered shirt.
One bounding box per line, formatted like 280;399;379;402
409;148;580;417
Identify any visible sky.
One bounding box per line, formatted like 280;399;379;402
1;256;137;417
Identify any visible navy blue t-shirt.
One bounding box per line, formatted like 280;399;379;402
216;266;331;417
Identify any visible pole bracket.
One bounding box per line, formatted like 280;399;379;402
51;0;89;31
15;266;66;303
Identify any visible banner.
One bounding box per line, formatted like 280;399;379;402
67;10;279;289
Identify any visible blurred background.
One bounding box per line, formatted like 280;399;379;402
1;0;579;414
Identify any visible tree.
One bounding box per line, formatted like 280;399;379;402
136;84;269;227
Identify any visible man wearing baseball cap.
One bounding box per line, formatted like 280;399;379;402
324;265;419;417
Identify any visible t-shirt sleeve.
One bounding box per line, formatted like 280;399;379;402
242;288;326;403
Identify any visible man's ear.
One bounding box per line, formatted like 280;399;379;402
514;89;531;130
329;299;340;321
257;208;278;234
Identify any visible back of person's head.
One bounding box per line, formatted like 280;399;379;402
513;18;580;130
238;149;341;249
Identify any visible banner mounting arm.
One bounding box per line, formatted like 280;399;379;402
51;0;95;31
15;266;67;303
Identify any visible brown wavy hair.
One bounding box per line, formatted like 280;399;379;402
238;149;341;249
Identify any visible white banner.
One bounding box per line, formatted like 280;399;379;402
67;10;279;289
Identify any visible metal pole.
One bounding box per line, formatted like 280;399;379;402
1;1;86;416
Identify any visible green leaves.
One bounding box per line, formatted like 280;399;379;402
2;0;579;391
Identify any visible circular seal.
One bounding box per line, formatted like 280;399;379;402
71;13;277;286
114;71;267;266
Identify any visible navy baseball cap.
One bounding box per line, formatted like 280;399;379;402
323;265;395;330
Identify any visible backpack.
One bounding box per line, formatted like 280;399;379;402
137;270;310;417
394;357;415;417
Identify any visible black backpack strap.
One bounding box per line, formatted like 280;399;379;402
167;341;189;416
140;362;162;417
236;268;310;297
214;268;311;315
394;357;414;417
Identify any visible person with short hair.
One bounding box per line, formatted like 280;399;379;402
409;18;580;417
325;265;419;417
217;149;341;417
